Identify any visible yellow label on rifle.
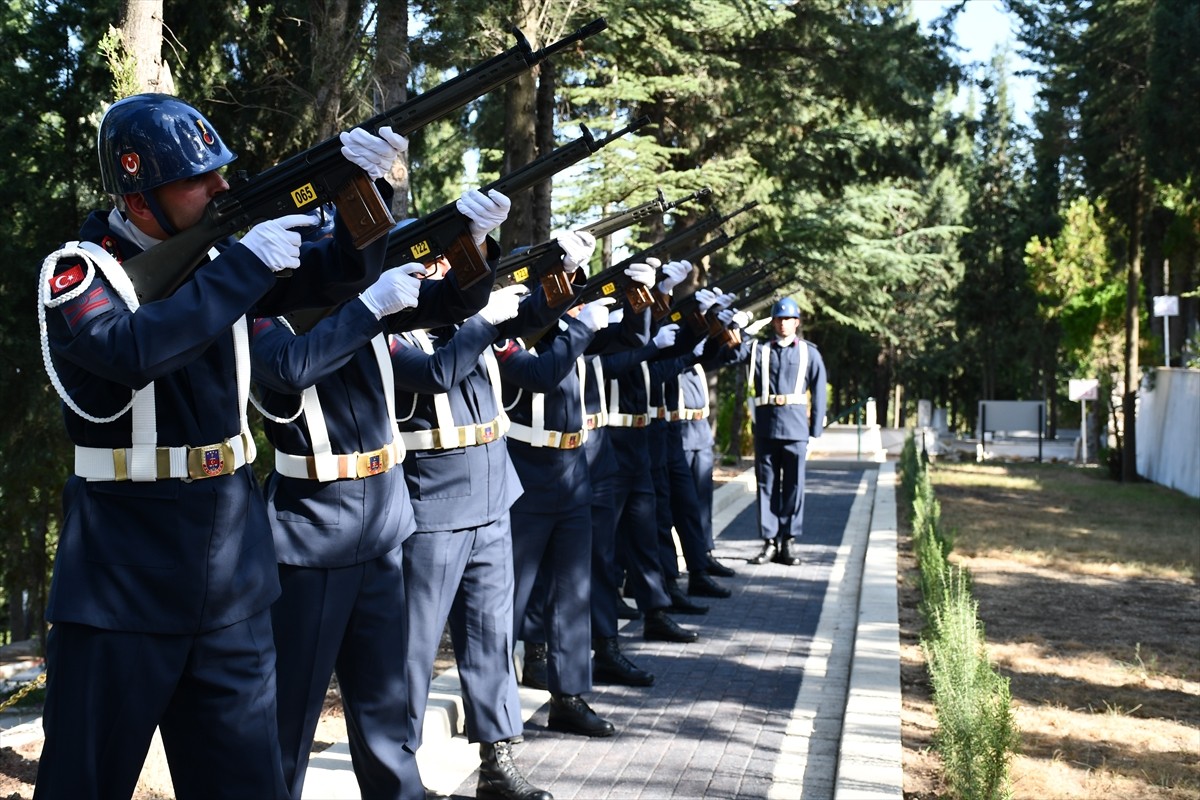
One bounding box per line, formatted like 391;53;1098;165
513;267;531;283
670;312;682;323
602;282;617;296
290;183;318;207
410;241;432;259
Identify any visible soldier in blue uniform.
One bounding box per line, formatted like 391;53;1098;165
497;247;655;738
249;191;508;800
730;296;828;566
598;259;701;644
34;93;405;799
391;277;562;800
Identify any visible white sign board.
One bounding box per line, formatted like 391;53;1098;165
1069;378;1099;402
1153;295;1179;317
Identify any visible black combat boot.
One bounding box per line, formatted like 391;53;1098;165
773;536;800;566
666;579;708;615
477;740;552;800
687;571;731;598
705;551;736;577
547;693;616;737
643;608;699;643
592;636;655;686
520;642;548;690
748;538;778;565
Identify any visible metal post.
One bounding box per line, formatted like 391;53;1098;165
1080;399;1088;464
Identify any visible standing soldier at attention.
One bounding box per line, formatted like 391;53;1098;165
730;296;827;566
34;93;404;799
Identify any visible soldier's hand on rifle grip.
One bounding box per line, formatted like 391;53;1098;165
579;297;616;332
359;263;424;319
652;323;679;349
716;289;737;309
623;261;656;287
339;126;409;181
696;288;718;315
239;213;316;272
555;230;596;271
479;284;528;325
457;189;511;246
657;259;691;295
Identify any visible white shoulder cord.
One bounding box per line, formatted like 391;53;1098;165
501;338;526;413
38;241;138;423
693;364;709;411
248;317;306;426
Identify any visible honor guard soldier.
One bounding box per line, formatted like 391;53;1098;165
598;259;700;643
498;242;655;738
731;296;827;566
250;191;503;799
391;258;562;799
35;94;401;799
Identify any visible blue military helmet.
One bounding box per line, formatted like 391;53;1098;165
771;296;800;319
97;93;237;195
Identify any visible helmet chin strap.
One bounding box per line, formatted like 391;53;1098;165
142;190;179;237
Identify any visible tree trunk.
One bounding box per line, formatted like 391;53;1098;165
309;0;352;140
120;0;174;94
376;2;411;219
1121;179;1144;482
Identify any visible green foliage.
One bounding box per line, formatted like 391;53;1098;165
906;436;1018;799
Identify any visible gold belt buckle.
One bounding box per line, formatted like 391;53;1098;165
585;415;597;430
187;440;236;480
355;447;390;478
633;414;647;428
561;432;582;449
477;419;499;444
773;396;788;406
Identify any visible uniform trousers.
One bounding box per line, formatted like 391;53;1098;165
656;427;712;578
510;503;593;695
682;442;716;549
607;429;672;614
589;473;623;639
34;612;285;800
754;436;810;541
402;517;522;748
272;545;420;800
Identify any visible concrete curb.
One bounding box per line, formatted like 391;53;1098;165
835;461;903;799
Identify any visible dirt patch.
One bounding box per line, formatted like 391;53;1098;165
899;461;1200;799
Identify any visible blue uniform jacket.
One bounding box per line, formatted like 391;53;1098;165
389;293;556;533
250;272;491;568
732;335;828;442
42;207;385;634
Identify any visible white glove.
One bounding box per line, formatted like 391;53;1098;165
716;289;737;308
746;316;771;335
623;262;656;288
359;263;424;319
717;307;735;326
339;126;408;181
695;288;717;314
652;323;679;349
457;189;511;246
733;310;752;329
657;259;691;294
578;297;616;332
692;339;707;358
608;307;625;325
478;284;528;325
556;230;596;271
239;213;316;272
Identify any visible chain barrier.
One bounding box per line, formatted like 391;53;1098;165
0;671;46;713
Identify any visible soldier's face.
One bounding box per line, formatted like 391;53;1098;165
152;170;229;232
772;316;799;338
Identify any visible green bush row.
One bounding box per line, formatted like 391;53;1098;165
900;436;1019;800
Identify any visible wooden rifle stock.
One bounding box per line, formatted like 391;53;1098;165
120;18;607;304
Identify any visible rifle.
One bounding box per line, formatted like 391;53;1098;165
491;186;710;308
121;19;608;304
637;200;758;268
285;118;648;333
665;262;776;345
673;220;763;267
385;117;649;292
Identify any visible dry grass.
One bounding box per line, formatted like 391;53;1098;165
901;460;1200;800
